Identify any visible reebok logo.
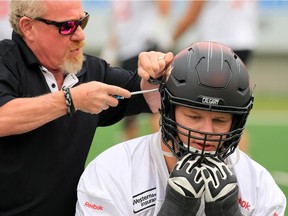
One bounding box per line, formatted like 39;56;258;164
84;201;104;211
238;197;251;210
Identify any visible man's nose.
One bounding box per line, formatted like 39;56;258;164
71;26;85;41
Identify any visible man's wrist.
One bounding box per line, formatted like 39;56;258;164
62;86;75;116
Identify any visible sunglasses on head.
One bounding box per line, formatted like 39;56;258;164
18;12;90;35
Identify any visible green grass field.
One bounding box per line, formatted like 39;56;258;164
86;94;288;215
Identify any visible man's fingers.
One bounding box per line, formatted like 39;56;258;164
138;51;174;81
138;52;154;80
108;86;131;99
164;52;174;65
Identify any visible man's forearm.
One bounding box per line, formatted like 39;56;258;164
0;91;66;137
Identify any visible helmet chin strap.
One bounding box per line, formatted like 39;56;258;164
182;142;240;168
161;141;219;159
162;150;176;158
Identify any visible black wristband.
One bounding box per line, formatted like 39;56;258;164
62;86;75;116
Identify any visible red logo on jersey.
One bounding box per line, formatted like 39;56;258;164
238;197;251;211
274;213;278;216
84;201;104;211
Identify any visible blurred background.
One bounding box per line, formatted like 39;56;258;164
1;0;287;210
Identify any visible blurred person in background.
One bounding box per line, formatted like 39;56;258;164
102;0;172;140
172;0;258;154
0;0;12;39
0;0;173;215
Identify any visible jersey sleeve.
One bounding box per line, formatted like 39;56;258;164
0;43;21;106
76;190;120;216
75;145;134;216
231;151;286;216
252;166;287;216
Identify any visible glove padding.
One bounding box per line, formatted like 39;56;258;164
169;153;204;198
157;153;204;216
201;157;243;216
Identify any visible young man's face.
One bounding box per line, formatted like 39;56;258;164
174;106;233;152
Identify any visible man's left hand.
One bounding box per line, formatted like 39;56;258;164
138;51;174;82
137;51;173;113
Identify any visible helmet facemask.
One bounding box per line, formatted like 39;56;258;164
161;102;247;162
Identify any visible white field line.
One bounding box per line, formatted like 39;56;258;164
271;171;288;187
247;110;288;126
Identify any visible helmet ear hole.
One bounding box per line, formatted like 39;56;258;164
234;54;238;59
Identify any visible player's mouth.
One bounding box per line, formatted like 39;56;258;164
187;141;216;152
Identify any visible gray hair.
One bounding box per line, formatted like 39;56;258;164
9;0;46;36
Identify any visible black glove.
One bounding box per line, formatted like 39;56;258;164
157;153;204;216
201;157;243;216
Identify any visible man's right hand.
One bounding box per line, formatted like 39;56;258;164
71;81;131;114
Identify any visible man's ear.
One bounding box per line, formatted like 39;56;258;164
19;17;34;41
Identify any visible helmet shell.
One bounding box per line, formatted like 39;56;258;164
165;41;251;113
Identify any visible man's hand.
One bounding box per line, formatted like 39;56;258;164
137;51;173;113
201;157;243;216
138;51;174;82
157;153;204;216
71;81;131;114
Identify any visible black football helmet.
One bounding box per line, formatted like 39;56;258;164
160;41;254;160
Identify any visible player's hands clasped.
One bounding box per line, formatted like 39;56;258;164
159;154;242;216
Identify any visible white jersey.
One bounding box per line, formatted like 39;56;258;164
76;131;286;216
196;1;258;50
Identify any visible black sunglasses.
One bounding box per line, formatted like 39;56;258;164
19;12;90;35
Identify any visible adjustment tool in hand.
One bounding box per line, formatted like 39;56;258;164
113;88;159;100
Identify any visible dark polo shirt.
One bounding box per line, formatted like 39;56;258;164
0;32;150;216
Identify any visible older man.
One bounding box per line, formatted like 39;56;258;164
0;0;173;215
